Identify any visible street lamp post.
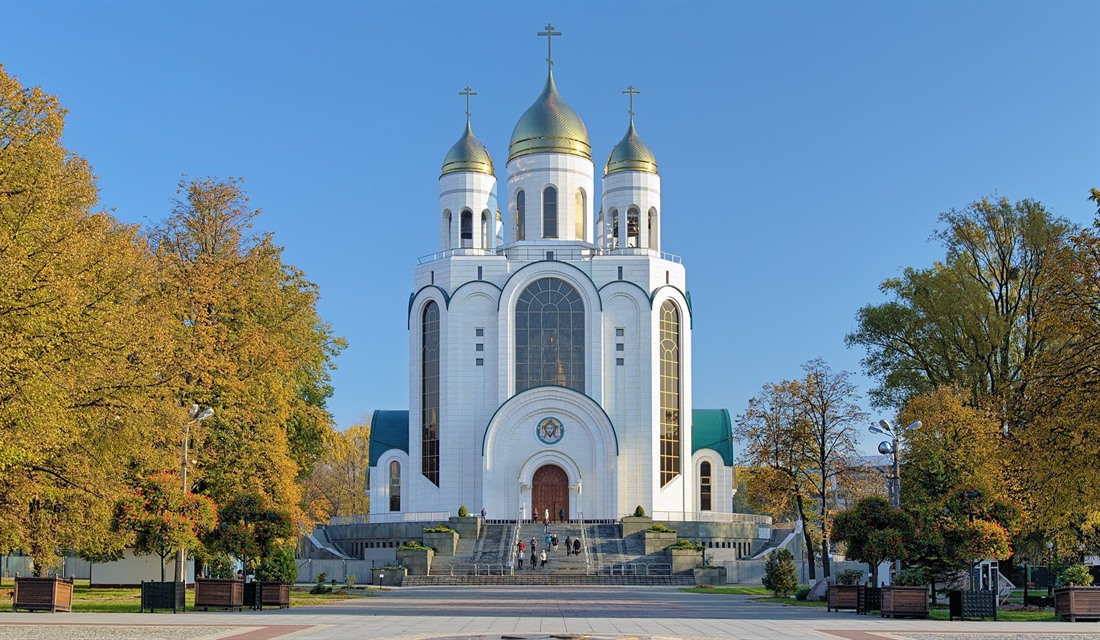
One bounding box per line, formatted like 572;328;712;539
1046;540;1054;598
1022;555;1030;606
174;404;214;584
869;419;920;576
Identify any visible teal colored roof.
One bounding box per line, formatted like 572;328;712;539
369;410;409;466
692;409;734;466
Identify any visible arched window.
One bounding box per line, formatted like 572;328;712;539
627;207;640;248
444;210;452;248
481;211;488;249
389;460;401;511
460;210;473;247
422;301;440;486
542;186;557;238
575;189;586;240
659;300;681;486
699;461;712;511
516;190;526;241
648;207;658;250
610;208;619;249
515;278;585;394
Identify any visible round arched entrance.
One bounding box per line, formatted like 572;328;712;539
532;464;569;521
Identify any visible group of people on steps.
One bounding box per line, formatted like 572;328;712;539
514;507;581;570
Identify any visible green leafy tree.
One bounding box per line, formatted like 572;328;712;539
762;548;799;597
111;471;217;581
832;496;913;586
205;492;294;575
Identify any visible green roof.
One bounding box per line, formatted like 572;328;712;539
369;410;409;466
692;409;734;466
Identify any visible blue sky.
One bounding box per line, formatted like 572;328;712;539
2;1;1097;456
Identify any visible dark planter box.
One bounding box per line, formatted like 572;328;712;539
141;581;185;613
13;576;73;612
880;585;929;618
194;578;244;611
857;586;881;614
1054;586;1100;622
948;589;996;620
244;581;290;609
827;584;860;612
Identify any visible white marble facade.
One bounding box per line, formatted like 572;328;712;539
368;61;733;521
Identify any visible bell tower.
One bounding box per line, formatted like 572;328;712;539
439;86;498;253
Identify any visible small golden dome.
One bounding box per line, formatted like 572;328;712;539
605;118;657;175
508;71;591;162
441;120;495;176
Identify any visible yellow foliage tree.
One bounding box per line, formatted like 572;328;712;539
302;423;371;521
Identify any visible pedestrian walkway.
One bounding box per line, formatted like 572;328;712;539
1;586;1096;639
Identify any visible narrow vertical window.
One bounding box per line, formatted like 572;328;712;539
516;190;526;241
575;189;586;240
610;209;619;249
627;207;640;248
542;187;557;238
659;300;681;486
700;461;712;511
460;210;473;247
481;211;488;249
389;460;401;512
422;301;440;486
444;210;452;247
648;207;658;250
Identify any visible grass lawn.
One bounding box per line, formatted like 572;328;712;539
0;577;374;613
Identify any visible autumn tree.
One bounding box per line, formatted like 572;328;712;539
111;471;217;581
846;196;1073;428
303;423;371;521
204;492;294;576
0;66;178;572
832;496;913;586
148;177;345;526
796;358;866;579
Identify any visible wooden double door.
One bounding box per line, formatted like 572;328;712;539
532;464;569;521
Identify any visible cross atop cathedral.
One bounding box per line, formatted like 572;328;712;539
623;85;640;118
538;23;561;71
459;86;477;122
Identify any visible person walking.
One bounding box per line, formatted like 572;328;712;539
558;508;565;523
565;535;572;551
573;537;581;556
530;549;537;569
540;549;547;567
517;552;523;570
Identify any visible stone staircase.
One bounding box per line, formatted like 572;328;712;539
413;520;694;586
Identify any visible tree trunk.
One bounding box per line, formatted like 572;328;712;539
819;477;831;578
795;493;816;581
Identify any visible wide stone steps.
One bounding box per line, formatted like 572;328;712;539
403;574;695;587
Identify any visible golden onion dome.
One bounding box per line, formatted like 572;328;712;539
508;71;591;162
441;120;495;177
605;118;657;175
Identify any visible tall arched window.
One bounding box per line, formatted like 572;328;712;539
389;460;401;511
460;210;473;247
421;301;440;486
542;186;557;238
699;461;712;511
575;189;586;240
648;207;658;250
610;208;619;249
515;278;584;394
444;210;452;247
627;207;640;248
659;300;681;486
516;190;526;241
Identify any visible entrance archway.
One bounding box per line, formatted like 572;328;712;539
532;464;569;522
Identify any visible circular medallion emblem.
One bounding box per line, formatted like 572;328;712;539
536;417;564;445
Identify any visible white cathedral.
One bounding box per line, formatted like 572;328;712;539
368;31;735;522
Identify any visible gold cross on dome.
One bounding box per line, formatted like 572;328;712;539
538;23;562;70
459;86;477;121
623;85;640;118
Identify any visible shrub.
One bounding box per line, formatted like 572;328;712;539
423;524;457;534
633;505;646;517
647;523;676;533
763;549;798;597
794;585;812;601
310;572;332;594
204;554;236;579
1058;564;1095;587
893;567;927;587
836;568;863;586
255;544;297;584
666;538;704;550
345;574;356;589
397;540;431;551
457;506;469;517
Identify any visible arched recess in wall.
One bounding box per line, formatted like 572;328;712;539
610;208;619;249
481;211;489;249
542;186;558;238
648;207;659;250
627;207;640;248
460;209;473;247
516;190;526;241
575;188;586;240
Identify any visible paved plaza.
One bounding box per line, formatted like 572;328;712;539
1;586;1097;640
